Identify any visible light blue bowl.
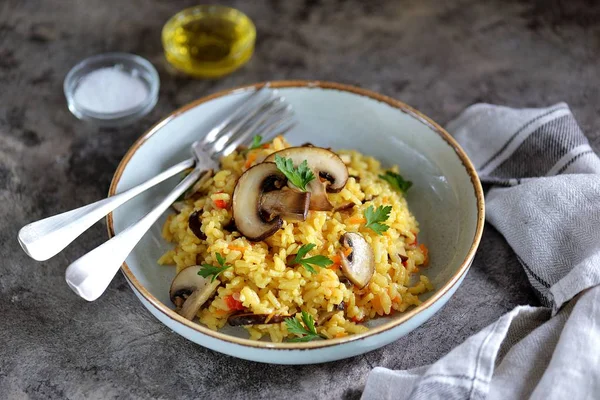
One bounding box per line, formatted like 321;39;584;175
107;81;485;364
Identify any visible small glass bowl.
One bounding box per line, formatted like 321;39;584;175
162;5;256;78
64;53;160;127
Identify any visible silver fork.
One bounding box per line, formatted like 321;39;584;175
18;86;294;300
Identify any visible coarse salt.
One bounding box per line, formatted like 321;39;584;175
73;66;149;114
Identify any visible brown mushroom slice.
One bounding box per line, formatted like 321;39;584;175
170;265;220;320
340;232;375;288
232;163;287;241
304;180;335;211
188;210;207;240
260;187;311;221
335;202;356;213
316;302;346;326
389;245;408;265
228;313;291;326
265;147;349;211
184;169;213;200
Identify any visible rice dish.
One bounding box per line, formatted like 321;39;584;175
159;136;432;342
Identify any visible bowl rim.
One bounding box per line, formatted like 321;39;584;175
107;80;485;350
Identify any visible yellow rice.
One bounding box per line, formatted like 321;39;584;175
159;136;432;342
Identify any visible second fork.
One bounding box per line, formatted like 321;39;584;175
18;85;293;262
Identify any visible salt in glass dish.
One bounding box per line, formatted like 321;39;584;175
64;53;160;127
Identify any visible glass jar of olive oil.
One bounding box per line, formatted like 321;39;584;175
162;5;256;78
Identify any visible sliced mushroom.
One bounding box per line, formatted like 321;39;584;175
184;169;213;200
265;147;349;211
335;202;356;213
227;313;291;326
305;180;335;211
339;232;375;288
171;200;187;213
338;276;353;288
316;302;346;326
170;265;220;320
232;162;310;241
389;246;408;264
260;187;310;221
188;210;207;240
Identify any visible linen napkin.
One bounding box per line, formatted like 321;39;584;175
362;103;600;400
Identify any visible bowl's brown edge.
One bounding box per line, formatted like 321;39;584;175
107;80;485;351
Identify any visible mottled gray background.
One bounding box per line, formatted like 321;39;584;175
1;0;599;399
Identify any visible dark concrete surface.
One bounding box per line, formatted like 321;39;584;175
1;0;598;398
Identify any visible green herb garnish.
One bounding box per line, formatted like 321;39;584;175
249;135;263;150
379;171;412;193
364;205;392;235
274;155;315;192
198;253;231;282
285;311;325;342
289;243;333;274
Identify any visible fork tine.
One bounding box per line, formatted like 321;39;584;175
210;90;280;152
213;93;287;154
220;105;295;157
199;84;271;146
219;100;290;155
257;118;297;147
256;109;295;142
263;120;297;142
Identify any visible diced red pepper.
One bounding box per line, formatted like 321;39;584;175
224;294;244;311
214;199;228;209
351;316;363;323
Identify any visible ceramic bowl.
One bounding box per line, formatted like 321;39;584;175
107;81;484;365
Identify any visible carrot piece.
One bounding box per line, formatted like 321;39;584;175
244;152;257;169
343;247;353;257
348;216;366;224
228;244;246;252
371;296;383;315
265;313;275;323
331;254;342;265
335;333;348;338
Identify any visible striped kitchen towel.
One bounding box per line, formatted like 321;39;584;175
362;103;600;400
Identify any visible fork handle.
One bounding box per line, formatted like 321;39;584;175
18;158;195;261
65;165;206;301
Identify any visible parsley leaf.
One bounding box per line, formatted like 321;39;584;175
248;135;263;150
274;155;315;192
285;311;325;342
379;171;412;193
198;252;232;282
364;205;392;235
289;243;333;274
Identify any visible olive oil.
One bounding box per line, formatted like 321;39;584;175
162;6;256;78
